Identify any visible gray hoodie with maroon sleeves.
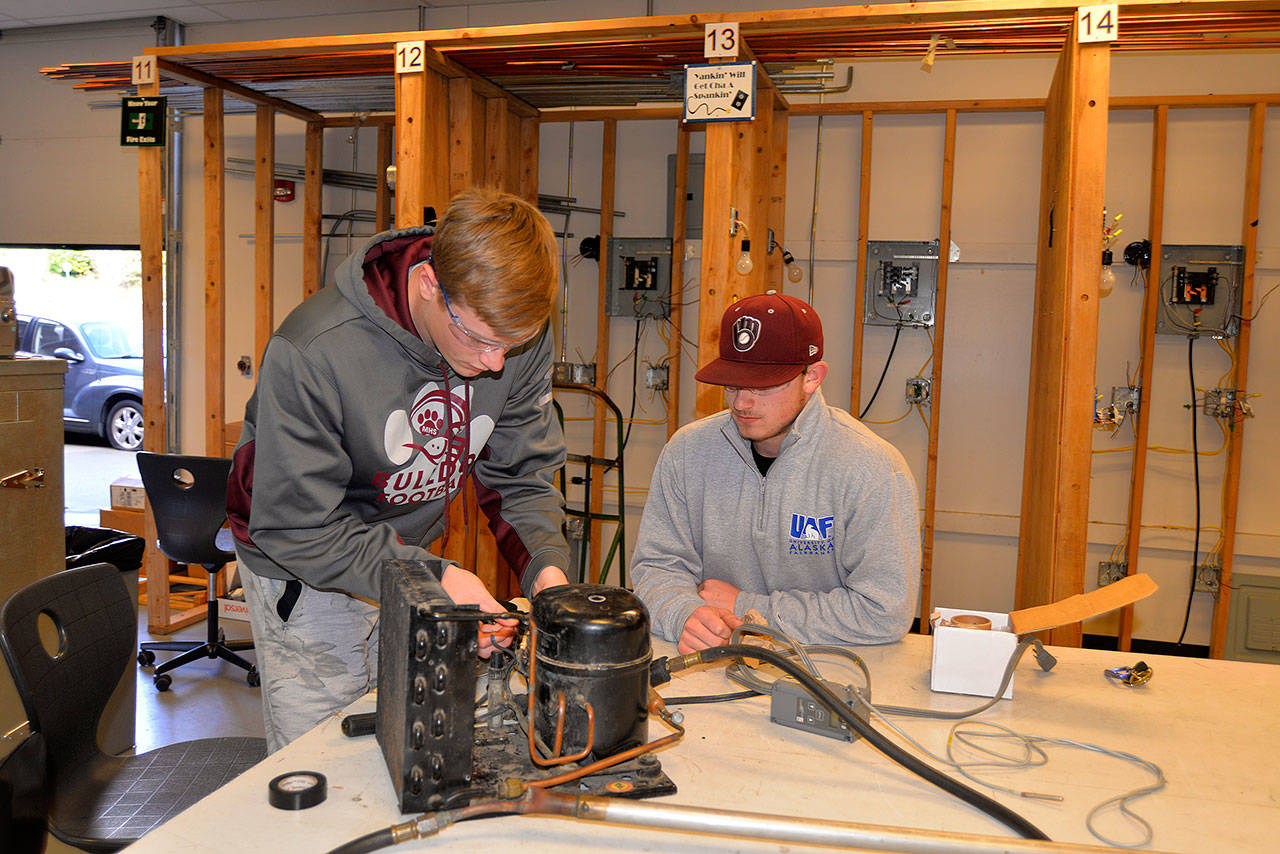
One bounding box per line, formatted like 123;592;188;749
227;225;568;601
630;388;921;645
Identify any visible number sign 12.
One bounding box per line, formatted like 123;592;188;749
1077;5;1119;44
395;41;426;74
704;22;739;59
131;55;156;86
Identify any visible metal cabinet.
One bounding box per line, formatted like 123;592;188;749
1;357;66;747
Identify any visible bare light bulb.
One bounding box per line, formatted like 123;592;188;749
736;239;754;275
1099;249;1115;298
782;249;803;283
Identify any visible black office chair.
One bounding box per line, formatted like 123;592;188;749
0;562;266;852
135;452;259;691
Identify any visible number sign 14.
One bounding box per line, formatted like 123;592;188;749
1077;5;1119;44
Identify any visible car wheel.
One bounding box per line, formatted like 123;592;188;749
106;400;144;451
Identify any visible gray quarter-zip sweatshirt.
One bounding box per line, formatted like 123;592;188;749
631;388;920;644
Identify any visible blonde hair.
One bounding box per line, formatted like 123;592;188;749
432;189;558;340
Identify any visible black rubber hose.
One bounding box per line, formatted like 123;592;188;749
662;689;758;705
326;826;396;854
696;643;1050;841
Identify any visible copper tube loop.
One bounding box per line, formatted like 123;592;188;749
526;623;596;767
528;692;683;790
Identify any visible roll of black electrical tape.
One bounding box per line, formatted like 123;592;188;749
268;771;327;810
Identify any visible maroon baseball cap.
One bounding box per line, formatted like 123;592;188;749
695;291;823;388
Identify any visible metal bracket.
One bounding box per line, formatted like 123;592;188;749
1;468;45;489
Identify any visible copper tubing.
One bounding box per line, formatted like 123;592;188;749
526;623;596;767
528;691;684;790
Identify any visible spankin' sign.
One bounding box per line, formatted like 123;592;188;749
683;62;756;123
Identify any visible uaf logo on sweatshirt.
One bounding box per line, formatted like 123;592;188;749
789;513;834;555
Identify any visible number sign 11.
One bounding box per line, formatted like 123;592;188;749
705;22;739;59
1077;5;1119;44
131;55;156;86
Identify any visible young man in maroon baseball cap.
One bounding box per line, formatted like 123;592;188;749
632;291;921;653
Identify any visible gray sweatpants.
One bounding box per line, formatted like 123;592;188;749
240;570;379;753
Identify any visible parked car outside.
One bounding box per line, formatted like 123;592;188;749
16;313;144;451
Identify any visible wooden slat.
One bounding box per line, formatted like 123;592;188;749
395;69;426;227
324;114;396;127
919;109;958;634
505;106;521;194
1211;102;1266;658
254;105;275;365
591;118;617;575
448;77;478;196
303;120;323;298
668;126;690;438
1118;105;1168;651
851;111;873;411
1014;29;1110;647
424;68;451;214
484;97;510;192
138;78;171;633
766;90;789;290
203;87;226;457
696;120;736;418
376;123;393;230
518;114;539;204
738;85;768;299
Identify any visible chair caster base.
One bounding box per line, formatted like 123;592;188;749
154;673;172;692
138;649;156;667
247;668;260;688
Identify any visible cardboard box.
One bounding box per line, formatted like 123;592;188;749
109;476;146;511
218;597;251;622
929;574;1158;699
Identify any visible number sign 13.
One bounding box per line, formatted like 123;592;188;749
705;22;739;59
395;41;426;74
1077;5;1118;44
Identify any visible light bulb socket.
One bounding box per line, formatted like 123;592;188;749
1101;249;1114;266
741;239;751;252
781;249;796;265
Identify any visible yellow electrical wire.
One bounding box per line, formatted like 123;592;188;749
863;403;916;425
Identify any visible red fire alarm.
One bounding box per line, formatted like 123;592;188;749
273;179;296;202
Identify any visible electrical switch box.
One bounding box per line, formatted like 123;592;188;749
645;363;669;391
769;678;867;743
606;237;672;318
863;240;938;328
905;376;931;406
1156;244;1243;338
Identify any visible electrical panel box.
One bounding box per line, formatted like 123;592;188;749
606;237;672;318
863;240;939;328
1097;561;1128;587
1156;244;1243;338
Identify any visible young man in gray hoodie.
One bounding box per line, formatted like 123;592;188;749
631;292;920;654
227;189;569;751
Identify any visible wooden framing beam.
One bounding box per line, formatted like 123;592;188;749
851;111;873;411
448;77;480;196
324;114;396;127
668;126;690;438
518;114;539;204
394;63;449;226
1118;105;1168;651
1015;28;1110;647
203;87;226;457
303;121;323;298
484;98;511;192
920;109;958;634
591;119;618;577
254;105;275;365
1211;102;1266;658
766;95;789;290
376;123;393;231
696;118;736;418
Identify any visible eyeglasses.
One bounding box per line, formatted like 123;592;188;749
437;282;522;353
722;380;794;397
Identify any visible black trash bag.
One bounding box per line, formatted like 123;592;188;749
65;526;144;573
0;732;48;854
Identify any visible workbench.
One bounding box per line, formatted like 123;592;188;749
122;634;1280;853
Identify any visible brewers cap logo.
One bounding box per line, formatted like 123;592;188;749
733;315;761;352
